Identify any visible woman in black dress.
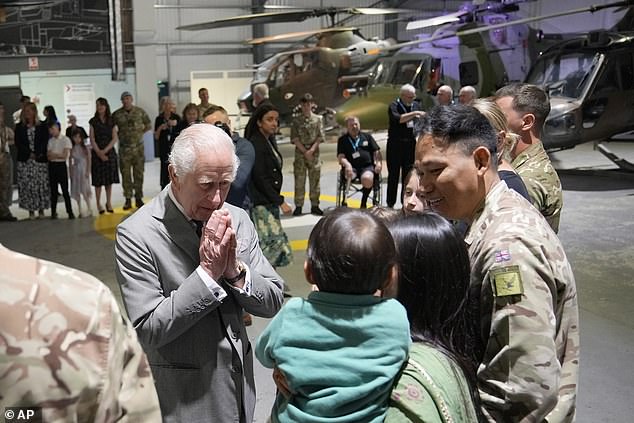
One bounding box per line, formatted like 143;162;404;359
89;97;119;214
154;96;181;189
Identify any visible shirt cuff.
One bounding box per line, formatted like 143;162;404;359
226;264;253;296
196;266;228;301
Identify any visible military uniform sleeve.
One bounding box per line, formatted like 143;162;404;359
97;290;162;422
476;237;561;422
290;118;299;141
316;115;325;142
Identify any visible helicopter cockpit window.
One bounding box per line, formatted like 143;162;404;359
527;52;597;99
459;61;479;87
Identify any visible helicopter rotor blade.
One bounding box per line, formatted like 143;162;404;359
246;27;358;45
176;7;413;31
406;11;467;31
369;0;634;54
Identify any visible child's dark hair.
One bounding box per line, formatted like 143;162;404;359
306;208;397;295
70;128;86;145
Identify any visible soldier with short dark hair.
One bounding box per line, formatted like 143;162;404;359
416;105;579;422
112;91;151;210
495;83;563;232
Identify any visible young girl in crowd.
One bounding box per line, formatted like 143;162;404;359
46;121;74;219
69;129;93;217
385;212;483;422
402;168;426;215
256;208;410;423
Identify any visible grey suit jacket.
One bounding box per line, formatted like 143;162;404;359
115;188;284;423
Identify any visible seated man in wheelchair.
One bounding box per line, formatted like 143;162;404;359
337;116;383;208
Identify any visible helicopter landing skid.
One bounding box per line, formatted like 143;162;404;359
594;142;634;172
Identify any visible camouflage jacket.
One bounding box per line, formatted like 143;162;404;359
197;103;213;119
112;106;151;149
465;182;579;423
0;245;161;422
511;142;563;233
291;112;324;149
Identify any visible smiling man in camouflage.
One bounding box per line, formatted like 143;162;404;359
416;105;579;422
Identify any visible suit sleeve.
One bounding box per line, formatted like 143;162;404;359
476;237;560;422
115;223;224;349
233;138;255;199
229;206;285;317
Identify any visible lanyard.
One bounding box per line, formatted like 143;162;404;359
397;98;411;114
348;135;361;152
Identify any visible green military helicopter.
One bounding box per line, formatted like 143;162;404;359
526;26;634;170
176;6;416;123
335;0;634;132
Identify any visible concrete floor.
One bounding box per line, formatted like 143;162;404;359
1;135;633;422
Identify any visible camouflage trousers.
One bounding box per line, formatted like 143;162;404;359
119;145;144;200
250;205;293;268
0;152;13;217
293;150;321;207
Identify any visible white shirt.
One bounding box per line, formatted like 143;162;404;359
47;134;72;162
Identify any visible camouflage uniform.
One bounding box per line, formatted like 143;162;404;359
197;103;213;119
465;181;579;422
512;142;563;233
291;112;324;208
112;106;150;201
0;125;15;218
0;244;161;422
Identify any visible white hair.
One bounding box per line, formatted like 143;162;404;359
437;85;453;97
253;83;269;99
169;123;239;180
400;84;416;95
459;85;476;96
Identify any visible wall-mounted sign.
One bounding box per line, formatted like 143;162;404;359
28;57;38;71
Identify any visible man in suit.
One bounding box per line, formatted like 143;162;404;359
115;123;285;423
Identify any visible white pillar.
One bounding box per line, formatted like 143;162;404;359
132;0;158;116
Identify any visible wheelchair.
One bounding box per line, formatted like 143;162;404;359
335;167;382;208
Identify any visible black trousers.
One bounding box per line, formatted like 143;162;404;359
386;138;415;207
49;162;72;216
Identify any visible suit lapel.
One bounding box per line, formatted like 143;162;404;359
152;191;200;265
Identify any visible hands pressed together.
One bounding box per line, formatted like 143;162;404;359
199;209;244;286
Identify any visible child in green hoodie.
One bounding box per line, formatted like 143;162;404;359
256;208;410;423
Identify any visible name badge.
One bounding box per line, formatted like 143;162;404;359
352;152;361;159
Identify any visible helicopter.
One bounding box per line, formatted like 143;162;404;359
526;29;634;170
176;6;415;123
236;27;395;121
334;0;634;132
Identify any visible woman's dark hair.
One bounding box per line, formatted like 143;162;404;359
388;212;483;416
306;208;397;295
43;105;58;124
253;103;278;125
94;97;113;125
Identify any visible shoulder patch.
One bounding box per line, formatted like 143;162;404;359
489;265;524;297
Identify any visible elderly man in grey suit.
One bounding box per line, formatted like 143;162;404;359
115;123;285;423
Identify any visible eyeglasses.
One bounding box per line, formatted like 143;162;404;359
213;121;232;137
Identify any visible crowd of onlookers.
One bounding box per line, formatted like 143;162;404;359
1;80;579;423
